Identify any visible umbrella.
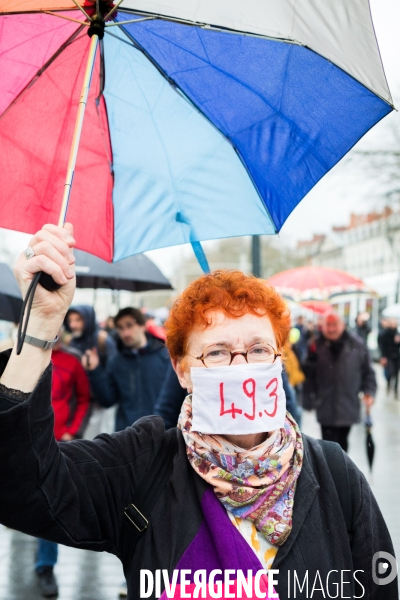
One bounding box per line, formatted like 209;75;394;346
365;411;375;472
0;0;392;351
382;304;400;320
267;266;374;302
74;249;172;292
300;300;333;315
0;0;394;265
0;264;23;323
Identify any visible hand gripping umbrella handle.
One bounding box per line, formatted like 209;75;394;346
39;272;62;291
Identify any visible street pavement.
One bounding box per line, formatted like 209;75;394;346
0;365;399;600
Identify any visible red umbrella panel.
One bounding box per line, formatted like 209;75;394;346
0;12;114;261
267;266;373;302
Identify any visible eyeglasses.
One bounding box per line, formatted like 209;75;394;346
189;341;281;368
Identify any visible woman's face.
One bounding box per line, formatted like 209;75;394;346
173;311;278;393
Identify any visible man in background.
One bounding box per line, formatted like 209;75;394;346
303;312;376;452
83;307;170;432
35;335;90;597
378;317;400;395
354;311;371;345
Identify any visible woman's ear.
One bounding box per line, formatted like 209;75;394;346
171;358;189;389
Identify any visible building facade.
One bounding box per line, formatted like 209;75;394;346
297;207;400;334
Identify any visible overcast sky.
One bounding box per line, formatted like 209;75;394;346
1;0;399;278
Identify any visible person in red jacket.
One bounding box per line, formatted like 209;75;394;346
35;336;90;597
51;342;91;441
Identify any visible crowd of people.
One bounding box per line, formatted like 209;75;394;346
0;238;397;599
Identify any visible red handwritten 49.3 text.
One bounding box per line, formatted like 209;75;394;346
219;377;279;420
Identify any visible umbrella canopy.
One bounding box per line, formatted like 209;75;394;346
382;304;400;320
0;264;23;323
73;249;172;291
267;266;373;302
300;300;333;315
0;0;394;262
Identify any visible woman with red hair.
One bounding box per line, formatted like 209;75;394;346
0;225;397;600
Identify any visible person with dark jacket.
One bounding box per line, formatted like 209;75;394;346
378;318;400;394
154;362;188;429
354;312;372;345
65;304;116;367
84;307;171;432
303;312;376;452
0;226;397;600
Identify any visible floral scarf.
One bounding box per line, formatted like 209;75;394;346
178;395;304;546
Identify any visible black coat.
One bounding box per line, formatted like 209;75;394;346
0;354;396;600
88;332;170;431
153;362;187;428
378;328;400;361
303;331;377;426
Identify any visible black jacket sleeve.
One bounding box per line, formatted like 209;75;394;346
346;453;398;599
0;352;165;558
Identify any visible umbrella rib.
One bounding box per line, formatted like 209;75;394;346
113;9;394;108
106;17;156;27
70;0;92;21
114;9;304;46
98;37;105;97
104;0;125;21
0;26;86;123
43;11;90;25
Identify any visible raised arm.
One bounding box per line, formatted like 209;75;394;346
0;223;76;392
0;225;164;556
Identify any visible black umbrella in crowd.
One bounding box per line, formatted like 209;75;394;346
0;263;23;323
73;250;172;292
365;410;375;472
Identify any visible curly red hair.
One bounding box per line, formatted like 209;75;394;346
165;270;291;360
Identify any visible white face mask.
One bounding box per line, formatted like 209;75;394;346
191;361;286;434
